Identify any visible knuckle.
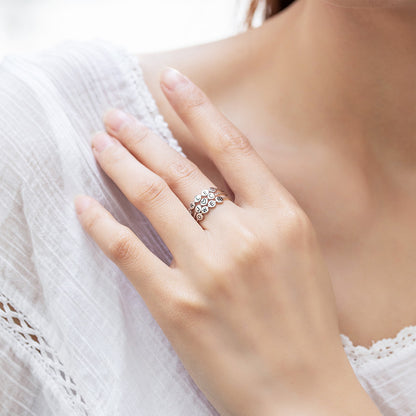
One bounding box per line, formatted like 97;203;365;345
166;290;209;335
174;292;208;321
203;272;235;302
213;122;252;154
280;206;314;249
196;256;237;299
220;227;266;275
108;228;137;263
195;227;265;299
132;177;168;207
168;158;200;184
233;226;264;262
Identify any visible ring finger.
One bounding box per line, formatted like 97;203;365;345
90;130;203;260
102;108;234;230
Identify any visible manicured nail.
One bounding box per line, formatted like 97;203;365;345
74;194;92;215
103;108;130;133
91;131;113;152
161;67;189;90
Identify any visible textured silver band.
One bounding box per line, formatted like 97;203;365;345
188;186;229;223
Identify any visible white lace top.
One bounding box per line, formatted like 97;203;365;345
0;39;415;416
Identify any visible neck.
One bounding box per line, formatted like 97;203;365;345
248;0;416;171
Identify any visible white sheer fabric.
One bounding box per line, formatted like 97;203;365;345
0;39;415;415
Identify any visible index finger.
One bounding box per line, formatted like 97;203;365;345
159;67;290;207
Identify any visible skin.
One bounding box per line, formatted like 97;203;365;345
136;0;416;348
73;0;415;413
74;70;382;415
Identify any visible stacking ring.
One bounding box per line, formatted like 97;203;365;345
188;186;229;223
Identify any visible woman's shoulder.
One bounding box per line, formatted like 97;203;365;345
135;35;246;188
0;40;138;148
0;40;183;171
0;39;187;243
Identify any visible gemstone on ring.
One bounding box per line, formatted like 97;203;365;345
189;186;228;223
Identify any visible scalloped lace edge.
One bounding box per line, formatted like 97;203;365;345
340;325;416;368
127;52;186;158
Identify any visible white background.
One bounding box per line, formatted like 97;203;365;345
0;0;262;58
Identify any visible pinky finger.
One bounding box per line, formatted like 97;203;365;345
74;194;175;303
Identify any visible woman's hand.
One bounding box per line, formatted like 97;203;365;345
74;67;380;416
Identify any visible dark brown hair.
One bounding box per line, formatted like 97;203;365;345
245;0;296;29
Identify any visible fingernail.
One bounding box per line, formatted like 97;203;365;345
161;67;189;90
91;131;113;152
74;194;91;215
103;108;130;133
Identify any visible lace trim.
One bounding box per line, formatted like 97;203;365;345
127;52;187;158
340;325;416;368
0;293;88;415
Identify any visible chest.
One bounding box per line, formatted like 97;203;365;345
177;126;416;350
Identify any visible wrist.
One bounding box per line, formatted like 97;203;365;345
261;387;381;416
307;354;382;416
306;381;382;416
261;362;382;416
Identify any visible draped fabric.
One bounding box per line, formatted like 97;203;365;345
0;39;415;415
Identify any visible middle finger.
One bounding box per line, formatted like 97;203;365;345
102;108;235;229
91;130;202;259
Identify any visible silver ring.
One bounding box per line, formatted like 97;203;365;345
188;186;229;223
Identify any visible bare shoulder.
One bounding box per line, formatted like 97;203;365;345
135;43;211;157
134;35;247;189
